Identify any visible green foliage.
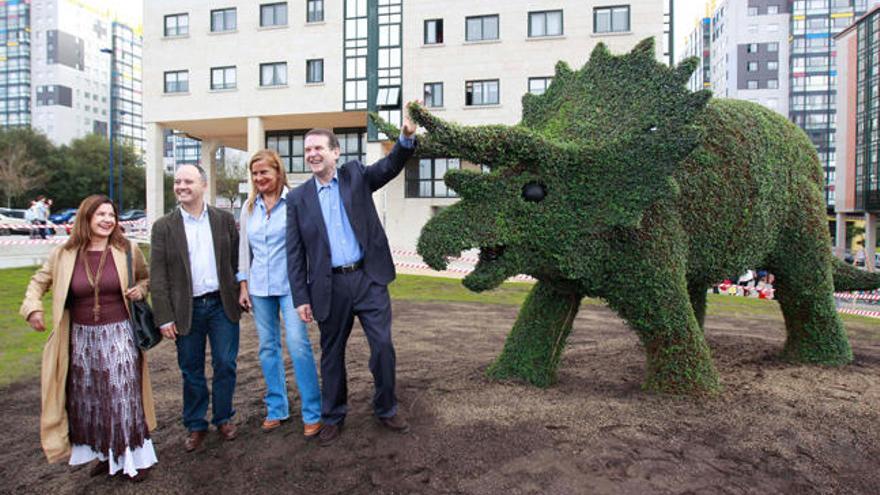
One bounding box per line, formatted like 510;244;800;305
0;267;50;387
370;38;875;395
0;128;144;210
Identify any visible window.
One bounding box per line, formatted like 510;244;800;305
267;133;305;173
748;6;758;15
260;62;287;86
768;79;778;89
211;66;236;90
594;6;629;33
336;131;366;165
211;8;236;32
747;61;758;72
466;15;499;41
528;77;553;95
260;2;288;27
466;79;499;106
768;42;778;52
406;158;460;198
307;0;324;22
376;86;400;107
747;80;758;89
424;19;443;44
529;10;563;37
164;13;188;37
747;43;758;53
164;70;188;93
767;61;778;70
424;82;443;107
768;5;779;14
306;59;323;83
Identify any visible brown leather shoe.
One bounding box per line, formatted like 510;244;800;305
184;430;207;452
89;460;109;477
303;422;322;438
261;419;283;433
218;422;238;441
129;467;151;483
319;423;341;446
378;414;410;433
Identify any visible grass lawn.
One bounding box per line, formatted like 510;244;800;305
1;270;876;387
0;267;51;387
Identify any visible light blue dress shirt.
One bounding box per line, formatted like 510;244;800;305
181;203;220;297
315;134;414;268
242;192;290;296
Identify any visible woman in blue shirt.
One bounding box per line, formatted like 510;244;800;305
238;149;322;437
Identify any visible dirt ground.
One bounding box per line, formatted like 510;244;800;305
1;300;879;495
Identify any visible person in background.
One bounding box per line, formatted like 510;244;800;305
20;194;156;481
238;149;322;437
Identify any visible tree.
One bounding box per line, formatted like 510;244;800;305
0;141;46;207
0;127;54;208
215;155;246;209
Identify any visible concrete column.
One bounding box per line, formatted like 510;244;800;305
366;140;387;227
145;122;166;228
835;212;848;259
201;139;221;205
865;212;877;272
247;116;265;158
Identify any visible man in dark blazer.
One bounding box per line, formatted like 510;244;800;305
287;110;417;445
151;164;242;453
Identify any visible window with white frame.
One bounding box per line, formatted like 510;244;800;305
593;6;629;33
768;79;778;89
164;70;188;93
164;13;188;36
747;80;758;89
424;82;443;107
260;62;287;86
768;5;779;14
211;8;236;32
747;61;758;72
748;6;758;15
211;66;236;90
529;10;562;37
466;79;499;106
307;59;323;83
466;15;499;41
260;2;288;27
307;0;324;23
528;76;553;95
767;61;778;70
747;43;759;53
767;42;778;52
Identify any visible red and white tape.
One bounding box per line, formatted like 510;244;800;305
834;292;880;302
836;307;880;319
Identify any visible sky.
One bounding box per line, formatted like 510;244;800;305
675;0;708;59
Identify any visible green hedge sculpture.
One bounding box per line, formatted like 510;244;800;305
372;38;880;395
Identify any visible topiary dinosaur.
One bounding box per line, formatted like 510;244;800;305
371;38;880;395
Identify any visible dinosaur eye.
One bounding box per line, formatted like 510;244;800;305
646;124;658;133
522;182;546;202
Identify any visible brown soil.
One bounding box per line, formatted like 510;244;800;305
1;301;879;495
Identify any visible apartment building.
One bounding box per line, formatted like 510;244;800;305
143;0;670;249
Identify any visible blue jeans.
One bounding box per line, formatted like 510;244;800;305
251;293;321;424
176;293;240;432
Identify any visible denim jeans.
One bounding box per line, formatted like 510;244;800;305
250;293;321;424
176;293;240;432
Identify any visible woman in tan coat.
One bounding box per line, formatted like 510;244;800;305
20;194;157;481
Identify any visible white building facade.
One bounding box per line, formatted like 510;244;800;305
681;0;791;116
144;0;669;249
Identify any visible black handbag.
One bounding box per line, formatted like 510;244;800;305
126;248;162;350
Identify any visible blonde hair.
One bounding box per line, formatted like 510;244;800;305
245;149;288;214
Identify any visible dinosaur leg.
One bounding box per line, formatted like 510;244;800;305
486;281;580;388
605;272;720;395
688;281;709;330
768;197;852;365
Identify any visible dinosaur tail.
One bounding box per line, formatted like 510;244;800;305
832;258;880;292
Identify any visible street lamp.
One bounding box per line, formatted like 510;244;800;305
100;47;114;205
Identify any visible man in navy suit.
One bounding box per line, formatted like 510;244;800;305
286;109;417;445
